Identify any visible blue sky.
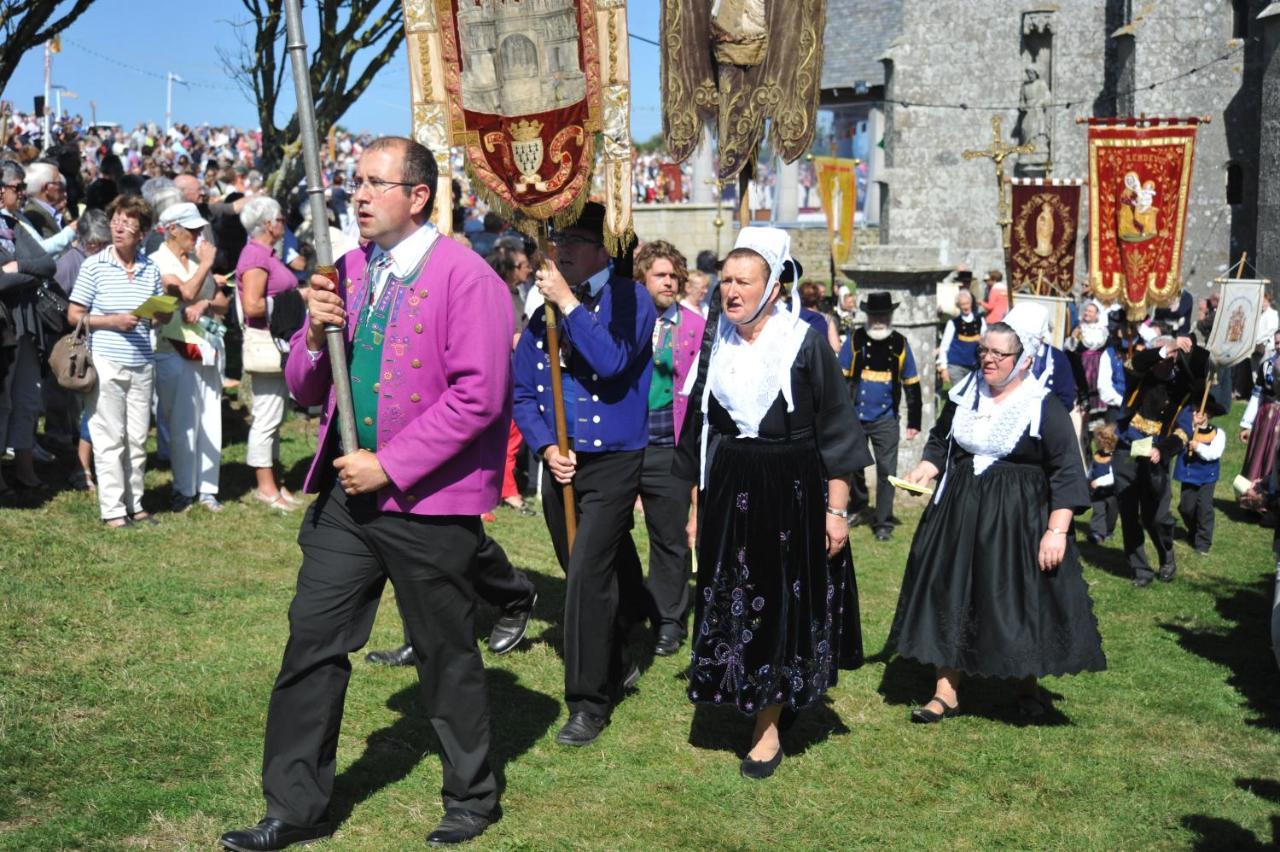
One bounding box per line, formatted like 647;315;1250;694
3;0;665;139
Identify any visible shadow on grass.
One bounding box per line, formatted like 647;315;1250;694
875;655;1073;727
1076;536;1135;582
1161;575;1280;731
328;668;558;827
687;696;850;759
1180;814;1279;851
1213;496;1263;527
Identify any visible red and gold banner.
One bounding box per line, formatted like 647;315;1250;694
1087;119;1201;319
1006;178;1081;296
814;155;856;267
403;0;632;249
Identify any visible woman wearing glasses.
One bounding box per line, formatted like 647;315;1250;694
889;304;1105;723
235;195;302;511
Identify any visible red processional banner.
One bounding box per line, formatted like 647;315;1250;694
1006;178;1082;296
404;0;633;249
1087;119;1201;318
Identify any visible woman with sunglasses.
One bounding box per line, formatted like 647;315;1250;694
888;304;1105;722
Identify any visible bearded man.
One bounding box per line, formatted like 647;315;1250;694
838;291;922;540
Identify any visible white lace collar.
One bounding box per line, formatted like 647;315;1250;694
949;372;1049;475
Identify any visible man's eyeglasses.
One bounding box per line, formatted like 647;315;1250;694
351;176;418;194
1;183;21;192
976;345;1019;362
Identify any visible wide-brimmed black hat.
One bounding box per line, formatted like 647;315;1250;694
553;201;607;243
954;270;974;283
860;292;899;313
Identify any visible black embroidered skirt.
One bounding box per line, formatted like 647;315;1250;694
688;436;863;714
887;455;1107;679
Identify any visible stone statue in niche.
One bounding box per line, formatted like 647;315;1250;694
1015;11;1054;177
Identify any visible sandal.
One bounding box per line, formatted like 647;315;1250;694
103;517;134;530
253;491;298;512
129;512;161;527
911;695;960;724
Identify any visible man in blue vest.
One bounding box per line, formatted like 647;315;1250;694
938;289;984;389
839;292;922;541
513;202;657;747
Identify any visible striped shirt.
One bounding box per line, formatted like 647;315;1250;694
70;246;164;366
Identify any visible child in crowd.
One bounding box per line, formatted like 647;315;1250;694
1088;423;1118;545
1175;410;1226;554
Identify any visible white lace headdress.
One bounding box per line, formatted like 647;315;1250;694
695;227;809;487
943;302;1053;486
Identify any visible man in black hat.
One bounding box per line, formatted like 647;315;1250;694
512;202;658;746
837;292;923;540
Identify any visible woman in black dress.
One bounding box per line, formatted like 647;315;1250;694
889;304;1106;722
676;227;869;778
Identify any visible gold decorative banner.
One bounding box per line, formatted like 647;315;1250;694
813;155;855;266
661;0;826;181
402;0;452;232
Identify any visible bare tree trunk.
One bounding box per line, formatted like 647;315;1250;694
220;0;403;205
0;0;96;97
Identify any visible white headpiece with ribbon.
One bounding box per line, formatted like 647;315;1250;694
941;301;1053;485
693;226;810;487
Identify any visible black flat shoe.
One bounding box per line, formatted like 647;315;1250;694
426;806;500;846
555;711;608;746
219;817;330;851
365;644;417;666
1132;574;1154;588
653;632;683;657
1158;560;1177;582
740;746;783;779
911;695;959;724
874;527;892;542
488;592;537;655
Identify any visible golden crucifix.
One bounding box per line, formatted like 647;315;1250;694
962;115;1034;249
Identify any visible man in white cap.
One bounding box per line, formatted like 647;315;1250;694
150;201;228;512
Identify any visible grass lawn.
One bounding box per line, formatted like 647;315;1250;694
2;397;1279;850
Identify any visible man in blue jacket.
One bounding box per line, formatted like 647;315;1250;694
513;203;657;747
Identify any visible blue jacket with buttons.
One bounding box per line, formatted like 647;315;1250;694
513;273;657;455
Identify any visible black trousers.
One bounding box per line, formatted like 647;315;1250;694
626;444;692;639
1114;448;1176;581
1178;481;1216;552
850;415;899;532
1089;493;1118;540
262;486;498;826
397;534;536;645
541;449;648;719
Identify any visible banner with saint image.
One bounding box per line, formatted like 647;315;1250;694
1006;178;1081;296
1087;118;1202;319
1207;278;1266;368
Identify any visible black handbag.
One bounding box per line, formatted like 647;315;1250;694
33;281;70;338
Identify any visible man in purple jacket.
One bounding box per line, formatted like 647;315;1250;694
219;138;510;851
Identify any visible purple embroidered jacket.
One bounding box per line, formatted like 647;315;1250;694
285;235;513;516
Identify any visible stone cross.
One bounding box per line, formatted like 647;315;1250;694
963;115;1035;248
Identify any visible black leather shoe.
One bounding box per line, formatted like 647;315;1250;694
426;807;499;846
219;817;330;851
911;695;960;724
1158;560;1177;582
555;711;608;746
654;632;683;657
488;592;537;655
874;527;892;542
1132;574;1154;588
365;644;416;666
740;746;783;779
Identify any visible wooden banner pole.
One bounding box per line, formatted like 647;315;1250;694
539;225;577;552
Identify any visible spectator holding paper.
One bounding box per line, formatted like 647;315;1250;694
68;194;172;528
